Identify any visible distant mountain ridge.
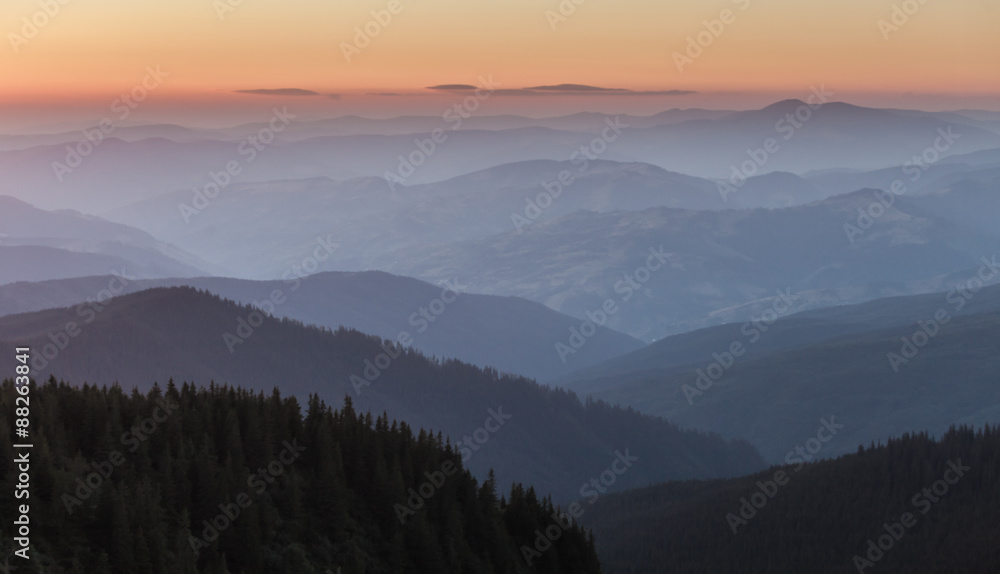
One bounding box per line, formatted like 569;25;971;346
0;195;217;283
103;159;844;279
379;188;1000;340
4;100;999;213
556;283;1000;462
559;281;1000;386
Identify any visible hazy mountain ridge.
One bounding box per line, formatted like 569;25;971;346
0;246;136;285
559;282;1000;387
560;302;1000;462
5;102;999;214
0;108;737;151
553;283;1000;461
0;195;218;282
378;188;1000;340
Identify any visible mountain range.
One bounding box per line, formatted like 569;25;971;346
4;101;998;214
558;282;1000;462
0;195;215;283
0;287;764;501
0;271;643;381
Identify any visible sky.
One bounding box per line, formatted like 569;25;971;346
1;0;998;129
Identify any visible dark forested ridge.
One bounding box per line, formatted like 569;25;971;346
0;287;765;502
0;379;602;573
583;426;1000;573
0;271;646;382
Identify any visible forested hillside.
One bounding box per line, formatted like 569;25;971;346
0;287;765;501
584;426;1000;573
0;271;645;381
0;379;602;573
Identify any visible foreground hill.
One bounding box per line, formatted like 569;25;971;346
0;287;764;501
583;426;1000;573
0;379;601;573
0;271;644;381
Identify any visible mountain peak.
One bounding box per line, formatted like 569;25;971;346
760;99;810;113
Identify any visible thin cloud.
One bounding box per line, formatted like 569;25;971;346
635;90;697;96
365;92;427;96
425;84;696;96
526;84;630;92
235;88;325;96
524;85;696;96
427;84;479;91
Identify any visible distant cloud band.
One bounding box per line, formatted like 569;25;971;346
427;83;695;96
236;88;340;99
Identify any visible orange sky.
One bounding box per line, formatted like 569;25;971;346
1;0;998;122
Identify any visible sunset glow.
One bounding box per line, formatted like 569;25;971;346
2;0;998;118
